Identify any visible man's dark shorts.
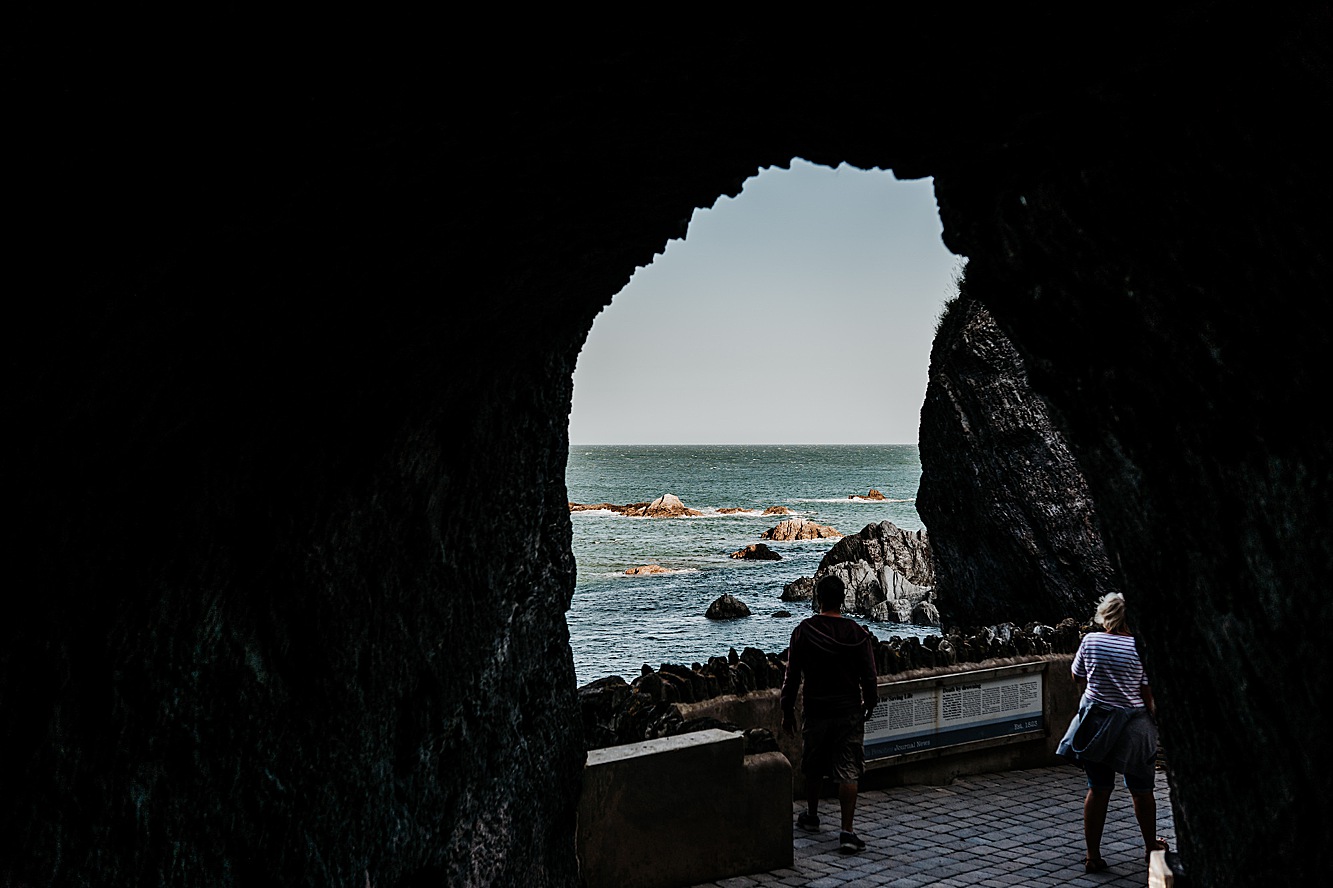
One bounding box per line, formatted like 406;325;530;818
802;714;865;784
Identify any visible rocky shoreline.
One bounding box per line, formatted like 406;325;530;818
578;619;1082;751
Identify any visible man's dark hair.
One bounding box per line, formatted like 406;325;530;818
815;574;846;612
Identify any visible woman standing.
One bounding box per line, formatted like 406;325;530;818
1058;592;1170;873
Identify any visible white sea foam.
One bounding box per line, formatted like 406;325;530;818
697;507;781;517
793;497;916;504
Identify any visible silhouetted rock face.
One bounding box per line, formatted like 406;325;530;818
917;296;1120;627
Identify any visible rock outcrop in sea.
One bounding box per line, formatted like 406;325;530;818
569;502;620;513
819;520;935;587
639;494;700;517
818;560;937;624
705;594;752;619
569;493;703;516
783;520;937;624
916;295;1121;626
760;518;841;541
780;577;814;602
728;543;781;561
850;488;888;500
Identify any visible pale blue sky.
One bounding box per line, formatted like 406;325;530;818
568;159;962;444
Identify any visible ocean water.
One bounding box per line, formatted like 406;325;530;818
565;444;940;686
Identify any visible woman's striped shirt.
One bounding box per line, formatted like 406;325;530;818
1071;631;1149;708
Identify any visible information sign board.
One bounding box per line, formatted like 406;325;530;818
864;668;1044;760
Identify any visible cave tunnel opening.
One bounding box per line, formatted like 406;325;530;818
562;159;961;686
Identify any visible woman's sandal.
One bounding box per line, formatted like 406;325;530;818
1145;837;1170;862
1083;855;1109;873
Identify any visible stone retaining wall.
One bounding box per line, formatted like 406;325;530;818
590;653;1082;797
580;622;1083;753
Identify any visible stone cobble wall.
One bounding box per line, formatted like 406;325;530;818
581;620;1083;751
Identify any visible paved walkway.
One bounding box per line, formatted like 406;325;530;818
693;765;1174;888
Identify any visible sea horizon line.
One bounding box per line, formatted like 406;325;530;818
568;441;920;447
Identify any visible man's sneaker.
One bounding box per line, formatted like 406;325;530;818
796;810;821;831
839;830;866;853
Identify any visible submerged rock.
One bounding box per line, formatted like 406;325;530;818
762;505;792;515
569;501;643;513
624;564;672;575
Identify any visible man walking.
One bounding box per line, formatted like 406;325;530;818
781;574;879;853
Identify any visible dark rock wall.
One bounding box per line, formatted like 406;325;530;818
918;295;1120;627
6;8;1332;887
5;184;593;883
3;36;609;888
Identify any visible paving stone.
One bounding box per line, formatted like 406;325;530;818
693;766;1174;888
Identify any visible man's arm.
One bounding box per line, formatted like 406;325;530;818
860;630;878;720
780;638;802;734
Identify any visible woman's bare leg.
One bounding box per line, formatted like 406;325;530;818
1131;790;1167;857
1084;787;1113;862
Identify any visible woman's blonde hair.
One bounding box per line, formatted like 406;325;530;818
1094;592;1128;632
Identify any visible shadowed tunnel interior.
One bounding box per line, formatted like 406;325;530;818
5;11;1332;887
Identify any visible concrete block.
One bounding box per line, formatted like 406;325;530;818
577;729;794;888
